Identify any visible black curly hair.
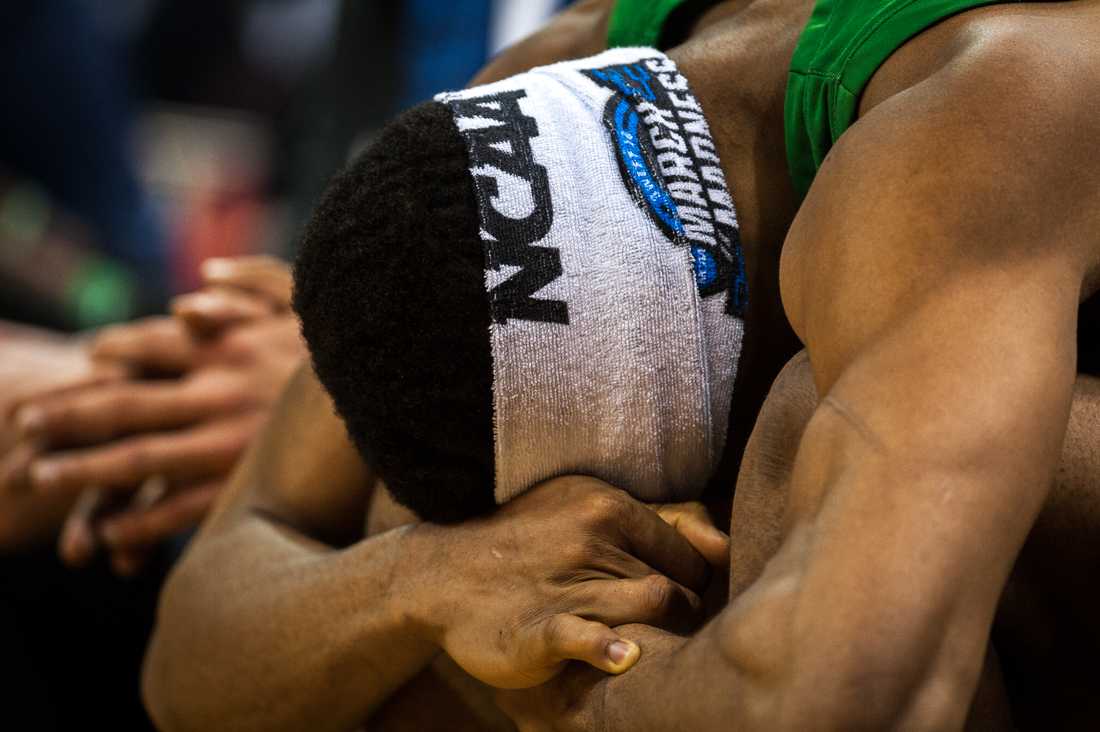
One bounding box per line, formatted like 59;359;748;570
293;101;496;524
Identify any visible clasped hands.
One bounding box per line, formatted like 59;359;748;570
1;256;304;575
0;255;726;731
393;476;729;730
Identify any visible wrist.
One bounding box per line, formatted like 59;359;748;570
385;522;450;646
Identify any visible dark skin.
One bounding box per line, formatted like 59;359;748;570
715;360;1100;730
142;5;735;731
502;359;1100;730
142;363;731;732
148;0;1100;729
501;0;1100;729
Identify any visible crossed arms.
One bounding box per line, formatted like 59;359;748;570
502;33;1100;731
146;21;1100;732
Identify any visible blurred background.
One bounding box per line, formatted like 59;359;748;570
1;3;573;730
0;0;570;332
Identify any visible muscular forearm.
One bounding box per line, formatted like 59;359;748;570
601;353;1072;731
144;515;437;732
597;371;1057;732
726;334;1076;726
143;367;437;732
747;69;1093;726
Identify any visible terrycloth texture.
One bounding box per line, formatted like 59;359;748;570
437;48;746;505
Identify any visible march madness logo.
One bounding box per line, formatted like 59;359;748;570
583;58;747;316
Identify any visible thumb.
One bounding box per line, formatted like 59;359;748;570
521;614;640;685
653;503;730;568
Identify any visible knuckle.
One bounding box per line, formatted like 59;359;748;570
582;535;628;574
557;539;587;568
559;534;613;572
581;533;613;561
582;491;625;524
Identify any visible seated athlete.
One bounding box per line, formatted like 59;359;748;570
146;0;1100;729
289;4;1100;724
495;354;1100;730
143;3;793;729
492;0;1100;729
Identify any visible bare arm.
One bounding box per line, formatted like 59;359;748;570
144;365;719;731
500;37;1100;731
144;9;733;727
141;365;422;732
741;44;1096;725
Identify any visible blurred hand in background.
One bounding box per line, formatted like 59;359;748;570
0;324;128;549
3;256;305;575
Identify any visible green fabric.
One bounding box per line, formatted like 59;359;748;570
785;0;1017;200
607;0;693;48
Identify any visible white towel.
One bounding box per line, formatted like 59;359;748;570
436;48;746;504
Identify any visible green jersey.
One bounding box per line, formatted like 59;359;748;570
786;0;1022;200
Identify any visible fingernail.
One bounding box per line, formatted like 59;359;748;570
30;461;61;491
607;640;637;666
15;406;44;435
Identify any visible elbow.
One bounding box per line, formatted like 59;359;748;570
141;635;176;732
142;616;182;730
141;566;205;732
